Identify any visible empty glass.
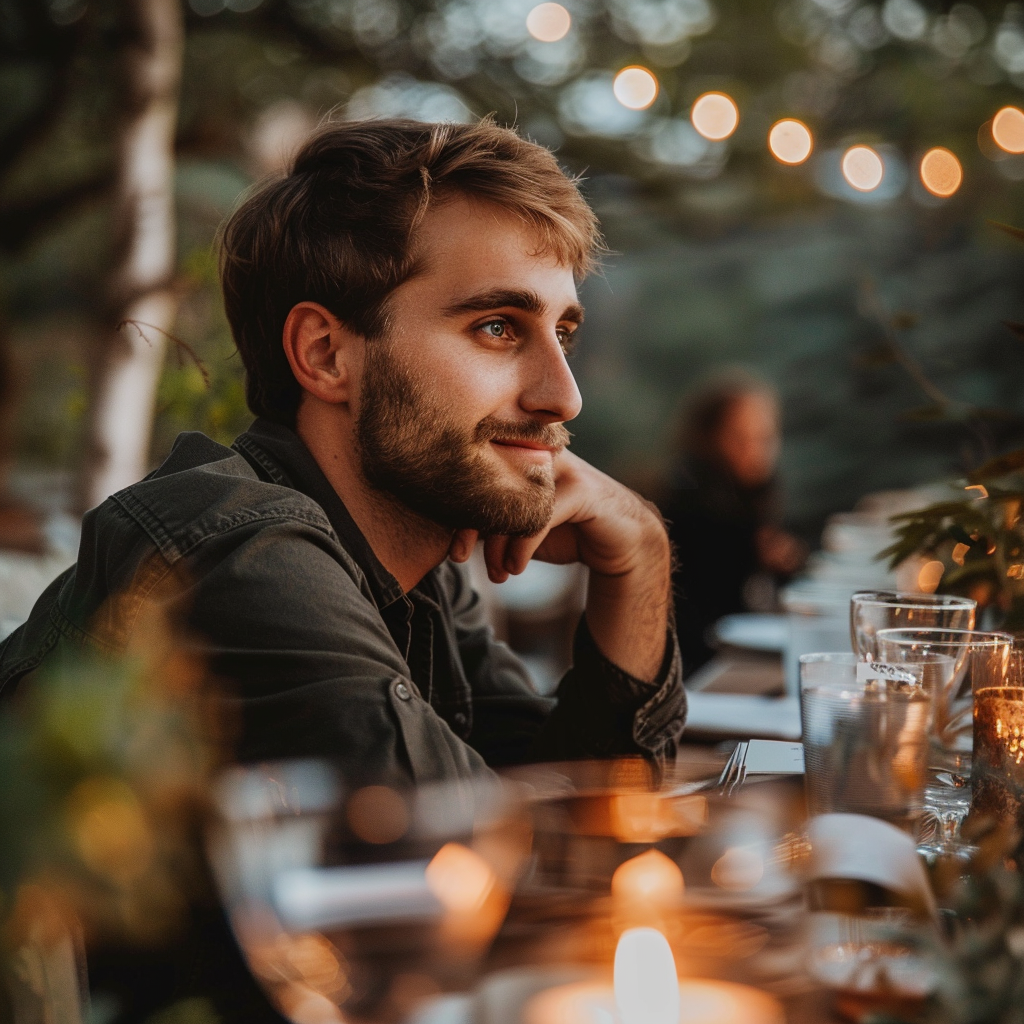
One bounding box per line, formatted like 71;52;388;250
875;628;1013;756
877;628;1014;859
799;653;932;834
850;592;976;661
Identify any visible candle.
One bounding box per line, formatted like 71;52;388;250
523;927;785;1024
972;686;1024;826
610;850;684;907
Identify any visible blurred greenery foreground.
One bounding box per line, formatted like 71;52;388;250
0;602;217;1024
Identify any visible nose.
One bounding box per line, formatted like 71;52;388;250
519;334;583;423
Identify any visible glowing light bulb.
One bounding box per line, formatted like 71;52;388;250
614;928;680;1024
611;849;684;905
768;118;813;164
425;843;495;913
992;106;1024;154
526;2;571;43
613;66;659;110
919;147;962;197
841;145;884;191
691;92;739;141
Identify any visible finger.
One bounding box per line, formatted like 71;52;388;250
484;535;512;583
447;529;479;563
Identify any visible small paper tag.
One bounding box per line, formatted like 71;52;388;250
856;661;918;686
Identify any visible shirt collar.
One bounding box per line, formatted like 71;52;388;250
232;417;407;610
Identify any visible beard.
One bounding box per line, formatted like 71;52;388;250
354;341;570;537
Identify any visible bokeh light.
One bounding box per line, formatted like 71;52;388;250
425;842;495;913
768;119;813;164
526;2;571;42
919;147;963;197
992;106;1024;153
346;785;408;844
613;66;659;111
917;559;944;592
691;92;739;141
841;145;884;191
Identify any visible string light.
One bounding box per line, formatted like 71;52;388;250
525;3;571;43
919;147;963;197
613;66;659;110
691;92;739;141
992;106;1024;154
768;119;813;164
841;145;884;191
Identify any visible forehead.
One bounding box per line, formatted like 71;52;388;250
406;196;578;306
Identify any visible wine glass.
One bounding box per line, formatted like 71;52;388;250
850;592;976;661
877;628;1014;860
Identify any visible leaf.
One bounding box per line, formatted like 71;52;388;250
969;448;1024;483
890;501;975;522
988;220;1024;243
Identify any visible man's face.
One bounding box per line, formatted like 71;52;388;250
353;197;584;537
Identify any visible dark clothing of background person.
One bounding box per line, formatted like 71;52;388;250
664;457;780;677
0;418;687;1023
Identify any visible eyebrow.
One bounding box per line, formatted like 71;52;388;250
442;288;585;324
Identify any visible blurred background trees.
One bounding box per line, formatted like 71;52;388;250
3;0;1024;535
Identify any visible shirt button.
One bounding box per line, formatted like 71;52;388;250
395;682;412;701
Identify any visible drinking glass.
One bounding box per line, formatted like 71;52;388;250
799;653;932;833
877;628;1014;859
850;592;976;661
208;761;532;1024
875;629;1013;757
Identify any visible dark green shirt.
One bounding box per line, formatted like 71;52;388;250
0;419;686;783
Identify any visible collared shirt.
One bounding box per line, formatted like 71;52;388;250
0;419;687;785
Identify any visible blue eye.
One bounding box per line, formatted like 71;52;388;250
483;321;507;338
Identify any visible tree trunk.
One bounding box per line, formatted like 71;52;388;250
81;0;183;510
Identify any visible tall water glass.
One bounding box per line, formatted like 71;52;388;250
799;653;932;833
850;591;976;661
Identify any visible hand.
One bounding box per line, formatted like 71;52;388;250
453;452;672;682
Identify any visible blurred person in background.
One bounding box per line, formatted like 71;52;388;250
663;369;806;676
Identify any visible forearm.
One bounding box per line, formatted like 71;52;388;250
584;524;672;682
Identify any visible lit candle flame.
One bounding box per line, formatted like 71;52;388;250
768;119;813;164
614;927;680;1024
526;2;571;43
992;106;1024;154
611;849;684;905
691;92;739;141
841;145;884;191
613;66;659;111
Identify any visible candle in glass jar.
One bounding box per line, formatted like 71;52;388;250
523;927;784;1024
972;686;1024;825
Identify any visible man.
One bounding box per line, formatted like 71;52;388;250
0;118;685;789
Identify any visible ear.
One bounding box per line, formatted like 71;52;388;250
281;301;357;405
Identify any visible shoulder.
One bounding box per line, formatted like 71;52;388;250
110;431;336;565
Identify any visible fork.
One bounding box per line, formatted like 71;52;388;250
717;740;749;796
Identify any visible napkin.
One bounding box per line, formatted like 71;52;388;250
683;693;802;740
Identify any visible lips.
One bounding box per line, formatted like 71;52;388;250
491;439;558;453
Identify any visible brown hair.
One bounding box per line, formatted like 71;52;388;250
219;117;603;425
